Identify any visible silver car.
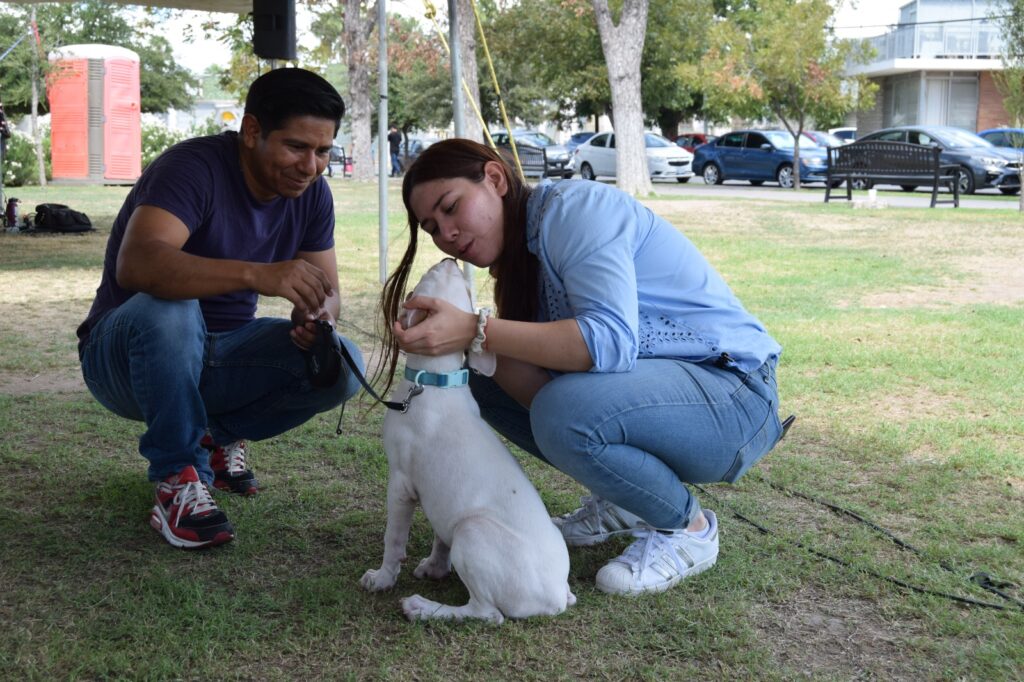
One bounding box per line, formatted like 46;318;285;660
573;132;694;183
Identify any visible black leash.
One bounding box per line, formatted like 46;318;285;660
695;478;1024;612
333;339;423;435
304;320;421;435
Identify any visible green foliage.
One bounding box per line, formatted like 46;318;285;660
700;0;878;185
0;2;198;116
141;122;189;170
993;0;1024;126
383;16;452;134
142;119;231;170
2;129;50;187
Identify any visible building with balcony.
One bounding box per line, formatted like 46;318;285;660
844;0;1012;135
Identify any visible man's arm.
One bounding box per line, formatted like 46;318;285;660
116;205;334;315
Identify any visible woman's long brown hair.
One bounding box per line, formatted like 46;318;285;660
372;138;538;395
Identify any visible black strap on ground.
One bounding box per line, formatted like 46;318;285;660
694;480;1024;612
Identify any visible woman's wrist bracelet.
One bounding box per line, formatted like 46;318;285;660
470;307;492;354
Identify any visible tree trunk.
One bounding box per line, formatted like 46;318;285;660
592;0;651;196
775;110;803;190
343;0;377;181
657;109;683;140
31;7;46;187
456;0;483;143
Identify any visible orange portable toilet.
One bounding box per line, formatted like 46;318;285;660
48;44;141;183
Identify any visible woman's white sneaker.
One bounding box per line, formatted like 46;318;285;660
595;510;719;595
552;495;645;546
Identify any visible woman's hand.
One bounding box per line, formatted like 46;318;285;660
393;295;477;356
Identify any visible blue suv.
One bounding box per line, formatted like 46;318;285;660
692;130;831;188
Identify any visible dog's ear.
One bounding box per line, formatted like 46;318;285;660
468;349;496;377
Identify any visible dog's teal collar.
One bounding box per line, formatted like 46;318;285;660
404;366;470;389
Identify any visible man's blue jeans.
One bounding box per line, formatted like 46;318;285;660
469;357;782;529
80;294;363;485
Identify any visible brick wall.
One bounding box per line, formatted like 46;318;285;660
978;71;1013;130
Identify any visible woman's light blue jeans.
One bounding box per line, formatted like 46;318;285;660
80;294;363;485
469;357;782;530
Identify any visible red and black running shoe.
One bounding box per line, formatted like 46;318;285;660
149;465;234;549
201;435;259;496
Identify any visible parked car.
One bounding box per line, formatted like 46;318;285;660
691;130;831;188
857;125;1021;194
566;131;596;153
491;129;573;178
977;127;1024;149
802;130;846;148
675;132;717;153
829;127;857;143
573;131;694;183
400;136;437;166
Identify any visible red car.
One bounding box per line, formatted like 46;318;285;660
675;133;717;153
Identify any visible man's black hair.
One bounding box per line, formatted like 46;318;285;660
244;67;345;137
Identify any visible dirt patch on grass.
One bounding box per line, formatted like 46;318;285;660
753;585;938;679
858;255;1024;308
0;369;86;396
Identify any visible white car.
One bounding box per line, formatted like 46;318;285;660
573;132;694;183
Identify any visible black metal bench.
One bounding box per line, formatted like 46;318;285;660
824;140;960;208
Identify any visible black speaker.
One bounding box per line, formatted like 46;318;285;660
252;0;296;60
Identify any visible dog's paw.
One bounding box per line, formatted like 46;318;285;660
413;556;451;580
401;594;439;621
360;567;398;592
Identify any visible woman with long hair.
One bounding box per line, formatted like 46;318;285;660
379;138;785;595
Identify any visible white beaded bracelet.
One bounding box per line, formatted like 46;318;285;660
470;307;492;354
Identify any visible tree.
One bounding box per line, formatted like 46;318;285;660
593;0;651;196
308;0;378;181
455;0;483;143
992;0;1024;210
385;16;452;138
701;0;876;189
0;2;198;115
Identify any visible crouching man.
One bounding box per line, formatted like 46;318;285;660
77;68;362;549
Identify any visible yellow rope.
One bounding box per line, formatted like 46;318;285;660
420;0;523;178
468;0;523;178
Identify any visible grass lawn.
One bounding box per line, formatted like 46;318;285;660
1;179;1022;680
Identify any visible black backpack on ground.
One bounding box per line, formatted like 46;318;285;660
33;203;94;232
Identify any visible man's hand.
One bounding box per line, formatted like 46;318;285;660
290;306;334;350
255;259;335;318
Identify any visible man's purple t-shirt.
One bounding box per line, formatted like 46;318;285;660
77;132;335;349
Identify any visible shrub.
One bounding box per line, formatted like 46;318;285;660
2;128;50;187
141;119;234;170
142;122;190;170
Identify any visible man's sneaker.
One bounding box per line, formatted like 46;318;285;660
595;510;719;596
201;435;258;496
552;495;645;546
149;465;235;549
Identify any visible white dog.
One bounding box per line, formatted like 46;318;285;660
360;259;575;624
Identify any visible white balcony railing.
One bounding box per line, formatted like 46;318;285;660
864;20;1003;62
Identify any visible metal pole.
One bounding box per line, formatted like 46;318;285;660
449;1;475;292
449;0;464;136
378;0;389;284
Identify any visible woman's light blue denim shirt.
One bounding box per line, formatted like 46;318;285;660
526;179;781;373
